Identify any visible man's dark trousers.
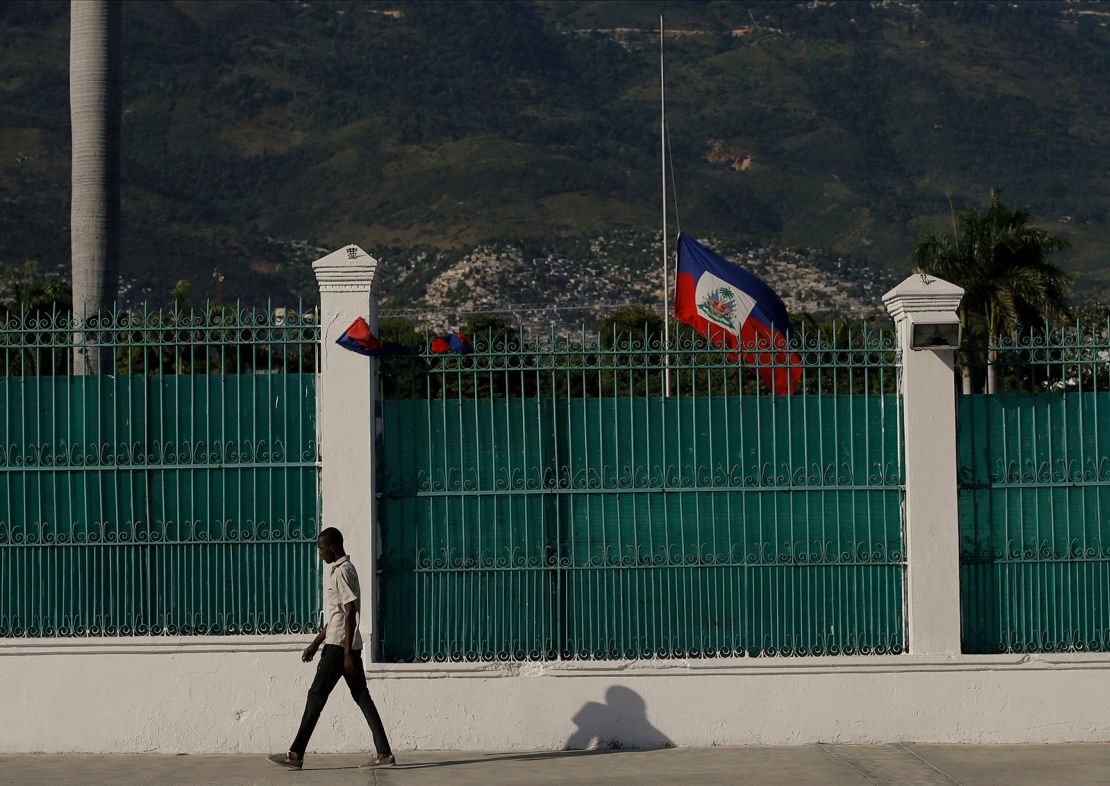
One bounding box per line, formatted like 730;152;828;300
290;645;391;757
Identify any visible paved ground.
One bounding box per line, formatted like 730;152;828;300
4;745;1110;786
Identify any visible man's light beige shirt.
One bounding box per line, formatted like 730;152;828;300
323;555;363;649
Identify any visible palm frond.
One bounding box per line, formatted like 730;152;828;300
910;188;1071;337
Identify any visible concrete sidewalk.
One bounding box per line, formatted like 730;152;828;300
4;745;1110;786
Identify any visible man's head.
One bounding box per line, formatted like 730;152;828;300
316;527;345;563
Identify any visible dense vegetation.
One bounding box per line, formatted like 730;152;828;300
0;0;1107;306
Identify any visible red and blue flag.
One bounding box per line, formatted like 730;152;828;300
674;233;802;396
336;317;382;356
430;333;471;355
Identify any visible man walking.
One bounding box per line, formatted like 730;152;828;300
268;527;395;769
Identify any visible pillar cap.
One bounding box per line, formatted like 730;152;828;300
312;244;382;293
883;273;964;322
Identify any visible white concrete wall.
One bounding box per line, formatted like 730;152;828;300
3;638;1109;752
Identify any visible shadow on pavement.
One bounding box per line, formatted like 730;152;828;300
390;749;622;770
307;684;672;771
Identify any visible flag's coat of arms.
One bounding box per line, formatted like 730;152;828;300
675;233;802;396
699;286;736;325
695;275;758;336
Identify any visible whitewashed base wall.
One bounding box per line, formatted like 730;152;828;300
3;638;1109;752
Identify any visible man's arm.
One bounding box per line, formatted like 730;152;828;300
342;600;359;673
302;627;326;663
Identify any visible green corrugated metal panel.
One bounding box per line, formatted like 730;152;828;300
0;308;321;637
959;391;1110;652
378;328;905;661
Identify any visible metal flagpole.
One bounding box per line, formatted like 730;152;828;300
661;14;671;398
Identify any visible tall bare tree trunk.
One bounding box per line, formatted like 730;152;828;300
70;0;121;375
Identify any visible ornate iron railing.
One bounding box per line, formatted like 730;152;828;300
0;306;321;637
378;324;906;661
959;320;1110;652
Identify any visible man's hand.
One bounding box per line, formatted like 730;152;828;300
302;641;320;663
344;653;355;675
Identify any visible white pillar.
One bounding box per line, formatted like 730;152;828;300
883;274;965;656
312;245;382;659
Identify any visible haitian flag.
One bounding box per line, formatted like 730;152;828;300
674;234;802;396
336;317;382;356
430;333;471;355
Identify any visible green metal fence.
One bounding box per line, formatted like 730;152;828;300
0;306;321;636
959;320;1110;652
378;324;906;661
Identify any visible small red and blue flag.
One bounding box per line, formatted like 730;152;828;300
336;317;382;356
430;333;471;355
674;233;802;396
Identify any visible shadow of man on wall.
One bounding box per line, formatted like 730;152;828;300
564;685;673;750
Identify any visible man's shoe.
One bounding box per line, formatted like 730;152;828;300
359;753;396;768
268;753;303;769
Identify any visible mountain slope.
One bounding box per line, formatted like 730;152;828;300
0;0;1107;309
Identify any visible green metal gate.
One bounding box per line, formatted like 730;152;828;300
959;322;1110;652
378;326;906;661
0;307;321;637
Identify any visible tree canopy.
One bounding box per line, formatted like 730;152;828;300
913;189;1071;336
913;189;1073;393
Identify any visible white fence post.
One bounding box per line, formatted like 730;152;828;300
883;274;965;656
312;244;383;660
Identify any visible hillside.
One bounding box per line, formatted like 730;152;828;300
0;0;1108;316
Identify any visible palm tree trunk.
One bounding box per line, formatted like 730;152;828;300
987;331;999;394
960;356;972;395
70;0;121;375
955;310;972;395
